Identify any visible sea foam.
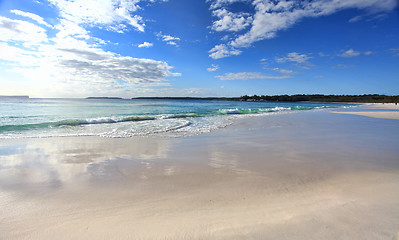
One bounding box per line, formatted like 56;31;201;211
0;98;356;138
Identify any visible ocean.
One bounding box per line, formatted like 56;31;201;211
0;98;354;138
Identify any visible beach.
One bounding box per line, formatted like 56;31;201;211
1;105;399;239
333;103;399;120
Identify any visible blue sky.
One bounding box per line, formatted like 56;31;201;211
0;0;398;98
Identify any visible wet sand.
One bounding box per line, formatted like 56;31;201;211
1;109;399;239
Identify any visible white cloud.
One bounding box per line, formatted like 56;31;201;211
211;9;253;32
364;51;373;55
0;16;180;97
11;9;53;28
162;35;180;41
271;68;296;75
209;0;397;58
55;19;91;40
207;64;219;72
338;49;360;58
4;38;180;88
249;0;395;44
0;16;48;45
157;32;180;46
0;42;40;66
208;0;249;9
138;41;153;48
166;41;177;46
215;72;291;80
276;52;311;64
209;44;242;59
47;0;166;32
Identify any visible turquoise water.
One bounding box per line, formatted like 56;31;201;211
0;98;354;138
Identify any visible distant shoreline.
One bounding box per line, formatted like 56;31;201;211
1;95;397;103
132;94;399;103
86;97;123;99
132;97;238;101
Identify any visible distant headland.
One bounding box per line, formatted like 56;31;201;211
0;95;29;99
132;97;236;101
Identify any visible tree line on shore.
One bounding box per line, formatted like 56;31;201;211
97;94;398;103
238;94;399;103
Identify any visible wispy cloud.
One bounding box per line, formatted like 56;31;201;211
207;64;219;72
271;68;297;75
208;0;248;10
349;15;364;22
215;72;291;80
338;49;360;58
332;64;354;69
390;47;399;57
276;52;312;64
125;87;216;97
0;16;48;45
157;32;180;46
11;9;53;28
349;13;388;23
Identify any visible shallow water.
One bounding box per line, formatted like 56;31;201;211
0;98;354;138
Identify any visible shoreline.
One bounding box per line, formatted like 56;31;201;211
333;103;399;120
0;102;355;139
1;106;398;239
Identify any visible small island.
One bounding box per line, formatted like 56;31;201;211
86;97;123;99
0;95;29;99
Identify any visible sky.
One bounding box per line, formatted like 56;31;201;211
0;0;398;98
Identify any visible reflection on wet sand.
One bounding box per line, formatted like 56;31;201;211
1;109;399;240
209;151;252;175
0;137;172;192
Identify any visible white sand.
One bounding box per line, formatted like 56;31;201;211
367;103;399;110
333;111;399;119
1;110;399;239
334;103;399;120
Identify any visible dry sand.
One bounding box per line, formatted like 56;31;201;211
334;103;399;120
367;103;399;110
0;109;398;239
